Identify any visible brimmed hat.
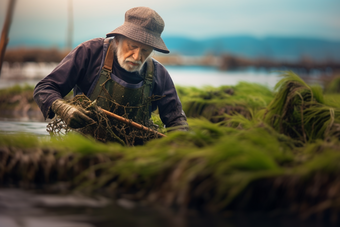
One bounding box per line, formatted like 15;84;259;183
106;7;169;54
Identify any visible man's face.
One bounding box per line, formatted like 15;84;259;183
116;37;153;72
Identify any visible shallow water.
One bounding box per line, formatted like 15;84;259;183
0;119;49;135
0;188;179;227
0;188;326;227
0;65;281;89
167;66;281;88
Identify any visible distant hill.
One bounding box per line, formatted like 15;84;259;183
163;36;340;62
8;35;340;62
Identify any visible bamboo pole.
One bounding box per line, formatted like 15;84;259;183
0;0;16;76
99;107;167;138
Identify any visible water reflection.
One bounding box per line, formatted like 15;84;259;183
0;119;49;135
0;65;282;89
167;66;281;88
0;188;324;227
0;189;107;227
1;62;58;80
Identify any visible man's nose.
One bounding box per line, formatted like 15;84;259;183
132;48;142;61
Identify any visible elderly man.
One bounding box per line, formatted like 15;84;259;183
34;6;188;133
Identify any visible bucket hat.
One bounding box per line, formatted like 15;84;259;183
106;7;170;54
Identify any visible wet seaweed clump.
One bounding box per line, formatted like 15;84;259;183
47;94;162;146
263;71;340;142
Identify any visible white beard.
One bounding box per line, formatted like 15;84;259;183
116;41;151;73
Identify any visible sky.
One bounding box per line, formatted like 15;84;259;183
0;0;340;49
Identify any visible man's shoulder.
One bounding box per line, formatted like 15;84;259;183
151;58;168;73
77;38;105;50
150;58;172;83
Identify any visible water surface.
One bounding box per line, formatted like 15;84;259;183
0;188;323;227
0;65;281;89
167;66;280;88
0;119;49;135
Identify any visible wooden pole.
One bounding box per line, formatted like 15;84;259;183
99;107;167;138
0;0;16;76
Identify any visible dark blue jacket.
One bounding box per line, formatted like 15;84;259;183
33;38;187;128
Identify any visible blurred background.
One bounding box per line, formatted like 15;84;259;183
1;1;340;226
1;0;340;88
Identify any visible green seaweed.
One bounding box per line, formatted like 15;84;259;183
324;75;340;94
177;82;274;122
0;84;34;96
0;84;73;112
2;72;340;221
263;71;340;142
0;118;296;209
0;133;40;148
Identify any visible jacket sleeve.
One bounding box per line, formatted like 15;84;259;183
152;61;188;130
33;39;102;119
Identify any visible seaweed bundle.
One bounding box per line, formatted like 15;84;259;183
263;71;340;142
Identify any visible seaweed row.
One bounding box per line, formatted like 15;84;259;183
1;124;340;222
1;72;340;223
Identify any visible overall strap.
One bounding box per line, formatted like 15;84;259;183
103;39;115;72
89;38;115;101
144;57;154;95
143;58;154;116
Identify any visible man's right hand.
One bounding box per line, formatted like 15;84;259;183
51;99;96;129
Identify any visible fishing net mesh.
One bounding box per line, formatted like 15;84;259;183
47;94;163;146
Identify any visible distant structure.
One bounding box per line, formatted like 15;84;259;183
66;0;73;51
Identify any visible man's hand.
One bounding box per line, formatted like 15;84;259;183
51;99;95;128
